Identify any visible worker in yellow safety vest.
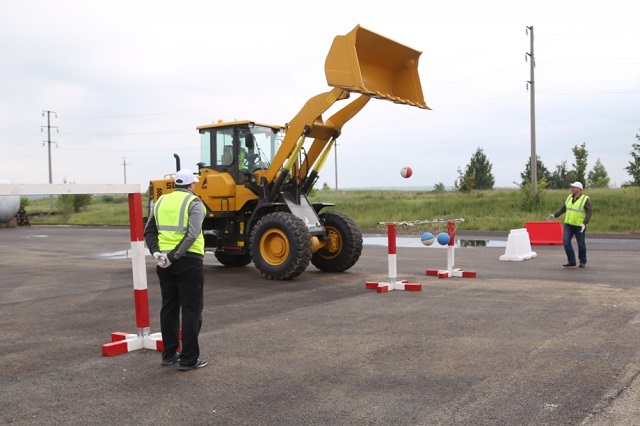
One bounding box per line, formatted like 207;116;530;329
546;181;593;268
144;169;208;371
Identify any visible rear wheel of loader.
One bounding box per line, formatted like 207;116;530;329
311;211;363;272
250;212;312;280
214;252;252;267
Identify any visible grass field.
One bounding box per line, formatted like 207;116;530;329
24;187;640;234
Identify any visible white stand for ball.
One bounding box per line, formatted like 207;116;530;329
366;224;422;293
426;221;476;279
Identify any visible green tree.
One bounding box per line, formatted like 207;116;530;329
519;155;551;187
455;147;495;192
548;160;574;190
73;194;92;213
54;179;92;221
433;182;446;192
454;168;473;192
519;178;548;211
587;158;610;188
624;132;640;187
571;142;588;184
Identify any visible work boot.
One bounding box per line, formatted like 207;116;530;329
161;352;180;366
178;356;208;371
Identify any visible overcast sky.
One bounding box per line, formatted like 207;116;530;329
1;0;639;192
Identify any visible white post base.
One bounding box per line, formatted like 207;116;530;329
102;329;164;356
365;279;422;293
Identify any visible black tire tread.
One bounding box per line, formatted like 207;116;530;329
311;211;363;272
214;251;252;267
250;212;312;280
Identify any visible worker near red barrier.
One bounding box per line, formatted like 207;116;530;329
144;169;208;371
546;181;592;268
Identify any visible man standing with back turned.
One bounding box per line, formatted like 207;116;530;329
546;181;593;268
144;169;208;371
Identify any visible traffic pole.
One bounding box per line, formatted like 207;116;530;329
101;193;163;356
366;223;422;293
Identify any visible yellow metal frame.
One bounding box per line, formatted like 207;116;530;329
151;25;429;218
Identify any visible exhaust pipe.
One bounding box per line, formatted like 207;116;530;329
173;153;181;172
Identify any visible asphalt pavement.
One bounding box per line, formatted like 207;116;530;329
1;226;639;425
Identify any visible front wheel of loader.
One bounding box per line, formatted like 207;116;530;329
311;211;363;272
250;212;312;280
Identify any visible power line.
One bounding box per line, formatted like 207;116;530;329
59;129;190;136
57;146;198;153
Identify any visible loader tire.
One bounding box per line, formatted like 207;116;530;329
311;211;363;272
214;252;252;267
250;212;312;280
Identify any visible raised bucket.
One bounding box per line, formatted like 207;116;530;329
325;25;430;109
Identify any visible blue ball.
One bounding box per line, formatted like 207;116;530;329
437;232;450;245
420;232;435;246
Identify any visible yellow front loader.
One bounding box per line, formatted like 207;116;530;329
148;25;429;280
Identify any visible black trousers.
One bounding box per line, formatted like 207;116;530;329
156;256;204;366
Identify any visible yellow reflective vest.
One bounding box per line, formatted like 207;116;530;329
564;194;589;226
154;190;204;255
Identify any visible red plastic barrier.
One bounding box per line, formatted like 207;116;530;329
525;222;563;245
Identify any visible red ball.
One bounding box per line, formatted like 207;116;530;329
400;166;413;178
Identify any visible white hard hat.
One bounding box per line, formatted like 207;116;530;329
174;169;199;185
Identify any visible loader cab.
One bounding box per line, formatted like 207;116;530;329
198;120;284;185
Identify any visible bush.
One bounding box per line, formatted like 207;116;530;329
56;195;75;223
102;195;127;204
73;194;92;213
518;179;547;212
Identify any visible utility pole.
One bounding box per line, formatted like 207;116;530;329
41;110;58;210
122;158;129;184
526;26;537;194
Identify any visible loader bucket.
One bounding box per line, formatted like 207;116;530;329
325;25;430;109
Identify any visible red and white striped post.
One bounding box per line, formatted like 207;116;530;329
366;223;422;293
0;184;162;356
426;221;476;279
101;193;163;356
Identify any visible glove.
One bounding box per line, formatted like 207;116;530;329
159;253;172;268
153;252;171;268
152;252;163;265
546;214;554;221
580;224;586;233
